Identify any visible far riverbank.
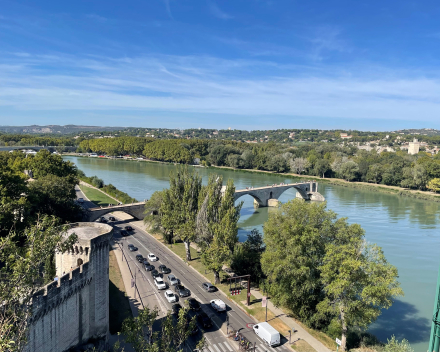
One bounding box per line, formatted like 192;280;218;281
65;153;440;203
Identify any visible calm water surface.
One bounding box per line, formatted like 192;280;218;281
65;156;440;351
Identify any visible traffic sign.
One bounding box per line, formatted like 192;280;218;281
247;292;251;297
335;338;342;346
262;296;267;308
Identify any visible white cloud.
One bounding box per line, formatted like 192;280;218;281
0;53;440;124
207;1;233;20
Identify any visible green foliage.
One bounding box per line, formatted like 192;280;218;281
144;190;166;232
196;176;242;283
0;216;77;352
427;178;440;192
143;140;194;164
262;199;403;352
231;229;265;283
382;335;414;352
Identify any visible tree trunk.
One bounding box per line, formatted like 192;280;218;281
184;240;192;261
213;270;220;284
340;306;347;352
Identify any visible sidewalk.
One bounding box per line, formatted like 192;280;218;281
250;290;330;352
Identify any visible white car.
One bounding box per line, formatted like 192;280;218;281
148;253;158;262
210;299;226;312
154;277;167;290
164;290;177;303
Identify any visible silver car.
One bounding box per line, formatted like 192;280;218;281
167;274;179;286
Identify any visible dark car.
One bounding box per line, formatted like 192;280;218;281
125;225;133;231
151;269;160;278
99;217;107;223
171;303;182;315
145;264;155;272
142;258;149;265
158;265;171;274
202;282;216;292
120;230;128;237
128;244;138;252
196;311;212;329
136;254;144;263
174;284;190;297
187;298;201;311
109;216;116;221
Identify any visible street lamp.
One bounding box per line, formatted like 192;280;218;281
288;330;291;344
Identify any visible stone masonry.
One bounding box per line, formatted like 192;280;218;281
26;222;113;352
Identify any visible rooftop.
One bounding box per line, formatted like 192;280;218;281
66;222;113;241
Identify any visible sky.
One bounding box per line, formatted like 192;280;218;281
1;0;440;131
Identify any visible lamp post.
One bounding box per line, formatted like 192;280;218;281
288;330;291;344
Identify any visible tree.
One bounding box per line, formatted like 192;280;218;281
27;174;82;222
400;164;428;190
290;157;309;174
427;178;440;192
366;164;383;184
314;159;330;178
383;335;413;352
143;190;166;232
231;229;265;283
0;216;77;352
317;234;403;352
196;176;242;283
339;161;359;181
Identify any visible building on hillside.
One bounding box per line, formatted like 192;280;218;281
340;133;352;139
408;139;420;155
26;222;113;352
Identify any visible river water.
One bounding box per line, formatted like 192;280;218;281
65;156;440;351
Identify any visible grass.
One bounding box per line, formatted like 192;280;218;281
109;249;133;334
292;340;316;352
80;185;118;207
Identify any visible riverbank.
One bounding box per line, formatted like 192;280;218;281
65;153;440;203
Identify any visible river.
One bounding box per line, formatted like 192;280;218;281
65;156;439;351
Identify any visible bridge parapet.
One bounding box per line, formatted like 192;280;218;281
85;202;146;222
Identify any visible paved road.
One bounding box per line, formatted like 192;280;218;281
75;185;96;210
105;215;292;352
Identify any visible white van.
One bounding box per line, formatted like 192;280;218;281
253;322;280;347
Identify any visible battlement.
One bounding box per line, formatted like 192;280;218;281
30;263;92;321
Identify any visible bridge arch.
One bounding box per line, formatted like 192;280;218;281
234;192;265;207
85;202;146;222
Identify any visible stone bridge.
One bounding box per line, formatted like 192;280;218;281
85;202;146;222
233;181;325;207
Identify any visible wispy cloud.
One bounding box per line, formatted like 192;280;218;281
207;0;233;20
307;26;351;61
1;53;440;126
163;0;174;19
85;14;108;23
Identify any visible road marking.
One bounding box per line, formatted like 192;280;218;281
223;342;233;352
213;344;222;352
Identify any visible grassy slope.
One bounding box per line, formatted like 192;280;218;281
109;249;133;334
80;185;118;206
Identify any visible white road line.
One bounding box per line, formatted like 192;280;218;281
223;341;233;352
216;343;228;352
213;344;222;352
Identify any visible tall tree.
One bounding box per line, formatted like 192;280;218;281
318;239;403;351
196;176;242;283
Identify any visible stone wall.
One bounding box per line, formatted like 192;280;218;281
26;223;112;352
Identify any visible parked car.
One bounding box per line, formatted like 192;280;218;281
135;254;144;263
187;298;201;311
77;198;84;203
253;322;280;347
174;284;190;297
158;265;171;274
164;290;177;303
124;225;133;231
145;263;155;271
151;269;160;278
202;282;216;292
196;311;212;329
171;303;182;315
148;253;158;262
109;216;116;221
99;217;107;223
154;277;167;290
142;258;149;265
210;299;226;312
120;230;128;237
167;274;179;286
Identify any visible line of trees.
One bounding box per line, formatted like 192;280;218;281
144;168;404;352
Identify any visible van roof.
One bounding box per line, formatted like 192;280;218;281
256;322;279;335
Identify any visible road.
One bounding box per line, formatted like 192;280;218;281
107;216;292;352
75;185;96;210
77;190;292;352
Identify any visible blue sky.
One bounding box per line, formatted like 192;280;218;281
1;0;440;130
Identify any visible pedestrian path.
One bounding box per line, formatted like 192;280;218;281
207;341;234;352
250;289;330;352
211;341;290;352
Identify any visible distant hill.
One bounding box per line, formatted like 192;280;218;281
393;128;440;136
0;125;126;134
